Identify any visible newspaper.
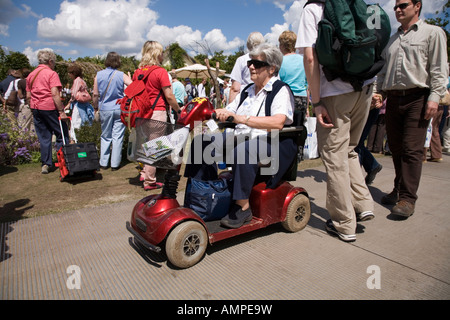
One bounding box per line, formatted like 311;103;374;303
142;126;190;164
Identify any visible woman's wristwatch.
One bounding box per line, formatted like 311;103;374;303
244;115;251;125
312;100;324;108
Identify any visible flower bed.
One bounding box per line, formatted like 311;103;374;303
0;111;40;165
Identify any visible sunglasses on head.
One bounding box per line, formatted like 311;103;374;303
393;2;411;10
247;59;270;69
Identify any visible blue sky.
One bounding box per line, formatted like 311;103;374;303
0;0;447;65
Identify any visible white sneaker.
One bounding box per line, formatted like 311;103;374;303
356;211;375;222
325;220;356;242
41;165;49;174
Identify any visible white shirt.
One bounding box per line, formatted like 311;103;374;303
197;83;206;97
295;3;373;97
230;53;252;87
5;79;23;104
226;77;294;138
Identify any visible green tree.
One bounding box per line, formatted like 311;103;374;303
224;46;245;74
0;48;31;79
425;0;450;60
168;43;189;69
194;53;207;65
209;51;227;72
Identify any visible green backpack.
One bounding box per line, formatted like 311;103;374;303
306;0;391;91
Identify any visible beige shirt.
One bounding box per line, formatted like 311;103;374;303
378;20;448;103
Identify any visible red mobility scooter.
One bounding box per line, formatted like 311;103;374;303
126;97;311;268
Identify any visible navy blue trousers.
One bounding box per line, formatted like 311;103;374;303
185;133;274;201
32;109;69;166
355;108;381;173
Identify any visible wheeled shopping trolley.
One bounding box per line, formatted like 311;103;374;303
56;117;100;181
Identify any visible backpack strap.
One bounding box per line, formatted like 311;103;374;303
138;65;160;82
304;0;326;8
99;70;118;110
30;67;45;88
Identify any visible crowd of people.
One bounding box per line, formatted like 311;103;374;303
1;0;449;238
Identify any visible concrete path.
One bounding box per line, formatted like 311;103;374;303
1;154;449;300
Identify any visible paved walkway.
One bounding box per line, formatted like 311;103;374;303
1;154;449;300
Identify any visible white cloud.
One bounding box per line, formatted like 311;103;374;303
15;0;450;62
146;25;203;50
35;0;246;58
23;46;41;66
0;24;9;37
204;29;244;54
264;23;290;45
263;0;306;45
37;0;158;55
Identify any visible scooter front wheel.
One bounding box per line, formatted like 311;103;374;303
165;221;208;268
282;193;311;232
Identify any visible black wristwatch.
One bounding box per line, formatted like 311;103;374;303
312;100;324;108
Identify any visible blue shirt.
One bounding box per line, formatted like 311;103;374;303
97;67;124;111
172;80;187;104
279;54;308;97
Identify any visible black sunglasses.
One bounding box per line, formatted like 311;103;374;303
247;59;270;69
394;2;411;10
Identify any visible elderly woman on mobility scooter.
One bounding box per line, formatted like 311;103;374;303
185;43;296;229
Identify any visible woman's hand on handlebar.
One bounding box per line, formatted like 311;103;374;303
214;109;235;123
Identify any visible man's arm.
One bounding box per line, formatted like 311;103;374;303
162;86;181;113
303;47;333;128
425;28;449;120
228;80;241;104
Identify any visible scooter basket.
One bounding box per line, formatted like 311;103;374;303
134;118;189;170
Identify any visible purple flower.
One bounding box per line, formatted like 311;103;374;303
13;147;31;161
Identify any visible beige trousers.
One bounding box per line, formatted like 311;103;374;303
18;103;35;133
318;86;374;235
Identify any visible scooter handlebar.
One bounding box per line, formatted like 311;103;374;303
212;112;234;123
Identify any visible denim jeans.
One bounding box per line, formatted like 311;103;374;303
100;109;125;168
73;101;94;126
355;108;381;173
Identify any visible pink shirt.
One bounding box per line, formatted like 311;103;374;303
26;65;62;111
70;77;87;102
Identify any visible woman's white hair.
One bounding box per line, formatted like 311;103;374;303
37;49;57;65
247;32;265;52
249;43;283;76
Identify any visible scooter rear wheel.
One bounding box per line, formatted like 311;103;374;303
282;193;311;232
165;221;208;268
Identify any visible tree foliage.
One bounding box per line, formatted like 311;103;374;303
168;43;189;69
425;0;450;60
0;41;249;90
0;47;32;80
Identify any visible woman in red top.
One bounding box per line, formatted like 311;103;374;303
136;41;181;190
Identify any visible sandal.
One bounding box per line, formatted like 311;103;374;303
144;182;164;191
